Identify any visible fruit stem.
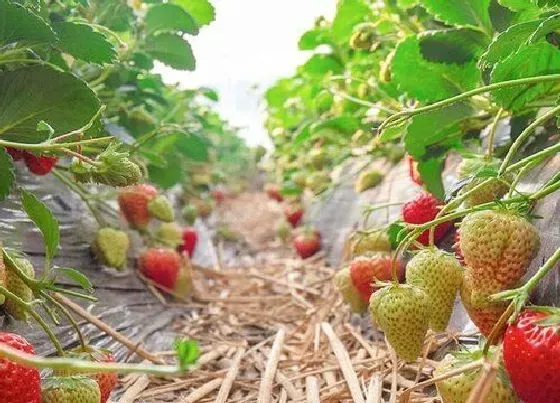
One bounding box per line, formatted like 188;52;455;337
482;302;514;357
504;142;560;175
52;169;106;227
59;148;100;166
0;285;65;356
0;137;114;152
42;291;88;350
499;105;560;174
485;108;504;158
47;286;98;302
378;74;560;133
0;344;190;376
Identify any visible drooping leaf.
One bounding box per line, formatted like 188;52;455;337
148;152;184;188
419;0;492;31
331;0;372;43
417;157;446;200
480;20;542;67
529;13;560;44
392;35;480;102
145;3;199;35
145;33;196;70
173;0;215;26
56;267;93;292
0;66;101;143
174;133;209;161
0;0;56;47
0;149;15;201
388;221;407;250
491;42;560;111
21;189;59;261
419;29;488;64
53;21;117;64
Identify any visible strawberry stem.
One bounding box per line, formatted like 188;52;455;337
0;343;190;376
485;108;504;158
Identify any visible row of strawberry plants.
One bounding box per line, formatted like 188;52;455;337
0;0;257;401
265;0;560;401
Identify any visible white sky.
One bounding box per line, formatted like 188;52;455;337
156;0;337;147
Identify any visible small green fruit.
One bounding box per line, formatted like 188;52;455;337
148;195;175;222
355;169;383;193
93;228;130;270
4;255;35;321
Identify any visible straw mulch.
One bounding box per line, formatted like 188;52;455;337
119;193;456;402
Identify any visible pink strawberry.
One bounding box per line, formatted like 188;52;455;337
118;184;158;230
139;248;181;289
402;192;452;245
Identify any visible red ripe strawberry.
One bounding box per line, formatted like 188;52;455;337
452;230;464;265
402;192;452;245
211;189;226;204
284;204;304;227
118;184;158;230
5;147;24;161
406;155;423;186
265;184;284;202
179;227;198;258
503;309;560;403
349;255;403;302
293;229;321;259
23;153;58;175
139;248;181;289
0;332;41;403
95;351;118;403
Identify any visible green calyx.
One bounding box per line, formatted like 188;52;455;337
70;144;142;187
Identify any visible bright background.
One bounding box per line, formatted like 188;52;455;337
157;0;337;147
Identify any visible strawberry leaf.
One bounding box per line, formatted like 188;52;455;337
145;3;199;35
21;189;59;262
419;0;492;31
53;21;117;64
172;0;215;27
175;339;200;370
388;222;407;250
0;0;56;47
145;33;196;71
0;149;15;201
56;267;93;293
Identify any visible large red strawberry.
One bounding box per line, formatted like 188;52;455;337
293;228;321;259
402;192;452;245
139;248;181;289
503;309;560;403
0;332;41;403
265;184;283;202
95;350;119;403
349;254;403;302
5;147;24;161
284;204;304;227
23;153;58;175
406;155;423;186
118;184;158;230
179;227;198;258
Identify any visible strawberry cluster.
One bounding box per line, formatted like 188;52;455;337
6;147;58;175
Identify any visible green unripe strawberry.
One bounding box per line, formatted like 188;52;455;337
355;169;383;193
369;284;430;361
4;255;34;320
405;249;463;332
435;349;518;403
0;244;5;305
42;376;101;403
460;209;539;293
148;195;175;222
306;172;331;195
292;172;307;188
155;222;183;248
308;149;328;170
182;203;197;225
173;266;192;299
456;157;511;207
93;228;130;270
334;267;368;314
277;220;291;242
350;231;391;257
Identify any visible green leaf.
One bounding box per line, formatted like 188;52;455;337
21;190;59;261
145;4;199;35
404;102;473;157
0;66;101;143
175;339;200;370
53;22;117;64
281;182;303;196
417;157;445;200
529;14;560;44
491;42;560;111
480;20;542;67
378;120;408;143
419;29;488;64
299;54;344;79
173;0;215;26
387;222;407;250
331;0;372;43
56;267;93;292
0;0;56;47
199;87;219;101
392;35;480;102
532;0;560;7
145;33;196;71
0;149;15;201
148;152;184;188
299;28;331;50
398;0;420;8
174;133;209;161
419;0;492;31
